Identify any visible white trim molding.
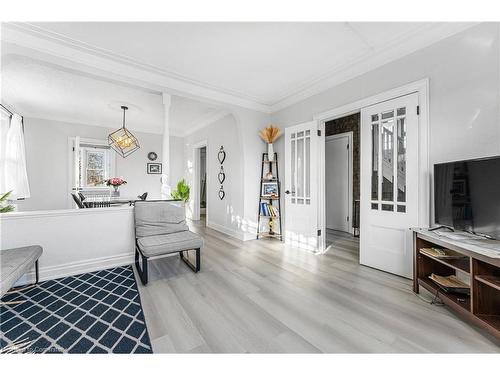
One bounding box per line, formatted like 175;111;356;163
206;220;254;242
22;253;134;284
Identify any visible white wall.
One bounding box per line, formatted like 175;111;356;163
272;23;500;167
169;135;185;189
233;108;271;237
0;207;135;282
184;114;249;239
15;117;183;211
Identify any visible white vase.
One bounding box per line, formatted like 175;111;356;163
267;143;274;161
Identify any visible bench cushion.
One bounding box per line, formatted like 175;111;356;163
135;201;188;237
0;245;43;297
137;231;203;257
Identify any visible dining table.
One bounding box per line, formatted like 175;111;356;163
79;192;180;208
81;193;140;207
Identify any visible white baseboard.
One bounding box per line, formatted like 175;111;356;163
206;221;255;241
20;253;135;284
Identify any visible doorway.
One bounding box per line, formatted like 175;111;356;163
199;146;207;222
315;80;430;279
191;140;208;224
324;114;359;249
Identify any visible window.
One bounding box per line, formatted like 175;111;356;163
73;138;115;190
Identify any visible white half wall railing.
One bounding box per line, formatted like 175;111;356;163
0;206;135;283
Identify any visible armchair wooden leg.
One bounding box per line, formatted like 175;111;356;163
180;249;200;273
134;247;149;285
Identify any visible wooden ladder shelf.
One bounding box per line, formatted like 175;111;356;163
256;152;283;241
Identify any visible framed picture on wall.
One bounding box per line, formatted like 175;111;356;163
262;182;278;197
147;163;162;174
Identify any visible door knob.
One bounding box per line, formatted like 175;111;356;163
285;190;295;195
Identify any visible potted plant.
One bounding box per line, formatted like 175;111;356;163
171;179;190;202
105;177;127;196
0;191;15;213
258;124;282;161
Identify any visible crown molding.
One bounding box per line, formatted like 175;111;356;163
2;22;478;116
2;23;271;113
269;22;478;112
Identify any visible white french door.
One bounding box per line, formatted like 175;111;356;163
360;93;419;278
284;121;320;251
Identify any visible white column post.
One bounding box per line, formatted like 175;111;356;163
161;93;172;199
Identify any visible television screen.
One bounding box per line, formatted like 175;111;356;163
434;156;500;239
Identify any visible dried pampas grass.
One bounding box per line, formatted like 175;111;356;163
259;125;282;144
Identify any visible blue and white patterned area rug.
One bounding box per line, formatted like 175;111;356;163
0;266;152;353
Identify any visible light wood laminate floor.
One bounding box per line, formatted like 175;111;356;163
135;221;499;353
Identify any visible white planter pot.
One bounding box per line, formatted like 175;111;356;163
268;143;274;161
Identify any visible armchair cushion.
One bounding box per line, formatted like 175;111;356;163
137;231;203;257
134;201;188;237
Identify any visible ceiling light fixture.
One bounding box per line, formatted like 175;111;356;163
108;105;140;158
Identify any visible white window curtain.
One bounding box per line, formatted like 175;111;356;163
2;114;30;199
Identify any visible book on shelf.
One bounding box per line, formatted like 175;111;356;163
420;247;467;259
260;202;279;217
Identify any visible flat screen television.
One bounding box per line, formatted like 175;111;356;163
434;156;500;239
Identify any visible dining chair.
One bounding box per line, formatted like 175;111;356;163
88;200;111;208
78;192;91;208
71;193;85;209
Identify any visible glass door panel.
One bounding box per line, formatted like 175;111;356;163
370;106;408;213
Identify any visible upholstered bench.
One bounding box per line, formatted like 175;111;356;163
0;245;43;299
134;201;203;285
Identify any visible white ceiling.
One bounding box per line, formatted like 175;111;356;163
1;54;221;136
11;22;474;110
1;22;475;132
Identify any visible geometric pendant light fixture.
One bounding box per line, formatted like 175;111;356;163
108;105;140;158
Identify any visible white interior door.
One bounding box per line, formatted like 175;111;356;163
360;93;419;278
326;134;351;233
284;121;319;251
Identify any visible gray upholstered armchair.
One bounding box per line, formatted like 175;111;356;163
134;201;203;285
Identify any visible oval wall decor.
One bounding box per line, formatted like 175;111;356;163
218;166;226;184
218;186;225;200
217;146;226;164
217;145;226;200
